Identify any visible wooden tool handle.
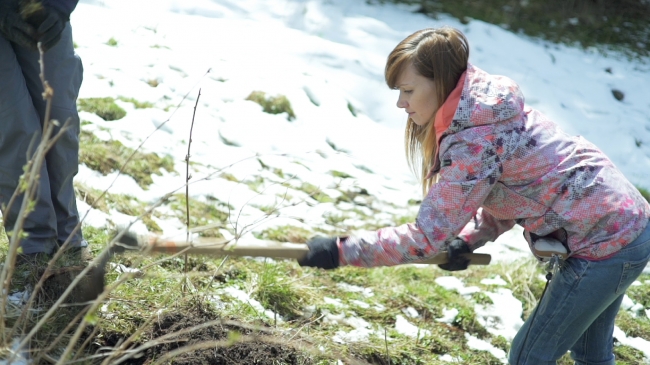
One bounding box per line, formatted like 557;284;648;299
143;236;309;259
138;236;491;266
414;253;491;266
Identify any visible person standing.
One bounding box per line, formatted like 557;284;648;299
0;0;86;258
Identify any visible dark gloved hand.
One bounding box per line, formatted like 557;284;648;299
298;236;340;270
0;0;38;49
24;5;69;52
438;238;471;271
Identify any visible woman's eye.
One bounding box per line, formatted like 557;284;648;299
404;90;413;94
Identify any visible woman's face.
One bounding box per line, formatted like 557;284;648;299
395;62;438;126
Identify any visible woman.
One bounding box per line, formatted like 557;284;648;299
299;27;650;364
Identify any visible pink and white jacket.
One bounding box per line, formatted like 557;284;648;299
339;64;650;266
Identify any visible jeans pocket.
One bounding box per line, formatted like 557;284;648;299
616;257;649;295
537;258;588;314
559;257;589;283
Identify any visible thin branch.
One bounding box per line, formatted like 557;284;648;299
184;88;201;282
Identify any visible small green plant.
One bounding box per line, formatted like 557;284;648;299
246;91;296;121
252;261;308;319
106;37;118;47
78;97;126;121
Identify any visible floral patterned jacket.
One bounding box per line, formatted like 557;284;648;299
339;63;650;267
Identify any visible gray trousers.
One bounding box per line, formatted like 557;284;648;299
0;23;84;254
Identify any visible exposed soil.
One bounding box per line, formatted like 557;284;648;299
95;305;318;365
41;265;105;304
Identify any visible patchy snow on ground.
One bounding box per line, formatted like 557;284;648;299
69;0;650;360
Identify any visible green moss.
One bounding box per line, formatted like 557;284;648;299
78;97;126;121
626;274;650;306
79;130;175;189
218;132;240;147
166;194;231;237
75;184;162;232
616;310;650;339
117;96;154;109
272;168;285;179
219;172;239;182
300;182;333;203
347;101;357;117
613;343;647;364
245;176;265;193
330;170;353;179
326;138;349;153
246;91;296;121
255;225;312;243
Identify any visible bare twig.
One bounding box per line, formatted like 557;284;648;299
183;87;201;289
67;67;213;241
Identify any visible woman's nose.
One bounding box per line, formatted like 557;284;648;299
396;96;407;109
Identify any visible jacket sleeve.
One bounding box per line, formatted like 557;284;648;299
457;207;515;250
45;0;79;16
339;134;503;267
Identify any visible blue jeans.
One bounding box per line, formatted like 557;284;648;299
509;222;650;364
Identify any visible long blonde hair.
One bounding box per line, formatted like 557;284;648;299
385;27;469;195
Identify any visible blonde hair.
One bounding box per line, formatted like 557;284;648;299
385;27;469;195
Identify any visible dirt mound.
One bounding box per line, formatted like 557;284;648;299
100;305;316;365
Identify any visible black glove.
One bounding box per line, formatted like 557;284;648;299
298;236;340;270
438;238;471;271
0;0;38;49
24;4;69;51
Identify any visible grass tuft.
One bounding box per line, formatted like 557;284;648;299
252;260;311;320
79;130;175;189
246;91;296;121
78;97;126;121
117;96;154;109
255;225;313;243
